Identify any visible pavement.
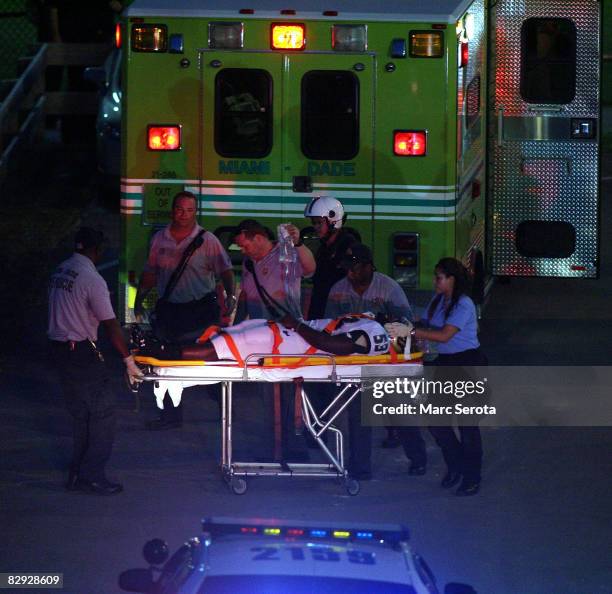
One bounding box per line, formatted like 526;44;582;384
0;149;611;593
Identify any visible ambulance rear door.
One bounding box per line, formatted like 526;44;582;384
280;53;375;244
488;0;600;278
200;52;284;224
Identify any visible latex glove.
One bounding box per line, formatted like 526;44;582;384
384;321;413;339
124;355;144;390
224;294;237;316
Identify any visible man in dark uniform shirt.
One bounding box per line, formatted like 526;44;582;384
304;196;357;320
48;228;142;495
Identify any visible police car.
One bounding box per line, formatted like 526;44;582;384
119;517;477;594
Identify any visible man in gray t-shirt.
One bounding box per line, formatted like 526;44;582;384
233;219;316;462
325;243;413;322
234;219;315;322
325;242;414;478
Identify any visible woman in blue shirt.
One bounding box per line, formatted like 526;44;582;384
400;258;486;496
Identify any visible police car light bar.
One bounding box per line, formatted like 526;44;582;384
202;517;409;545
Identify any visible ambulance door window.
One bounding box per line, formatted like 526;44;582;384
520;18;576;104
215;69;272;157
301;70;359;160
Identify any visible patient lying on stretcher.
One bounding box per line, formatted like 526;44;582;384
136;313;404;363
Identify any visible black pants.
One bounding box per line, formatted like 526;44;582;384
50;342;116;482
397;427;427;467
431;348;486;482
399;347;487;481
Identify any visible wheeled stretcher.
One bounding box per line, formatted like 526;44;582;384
134;352;423;495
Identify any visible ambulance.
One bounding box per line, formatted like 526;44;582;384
119;0;601;322
119;517;478;593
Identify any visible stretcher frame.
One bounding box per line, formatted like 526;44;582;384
137;353;422;495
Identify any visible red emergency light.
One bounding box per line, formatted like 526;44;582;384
393;131;427;156
115;23;122;48
460;41;469;68
147;125;181;151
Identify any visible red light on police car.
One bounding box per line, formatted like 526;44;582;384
147;125;181;151
271;23;305;49
393;131;426;156
115;23;122;48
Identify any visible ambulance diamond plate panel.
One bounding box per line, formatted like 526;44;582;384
491;0;600;117
490;140;598;277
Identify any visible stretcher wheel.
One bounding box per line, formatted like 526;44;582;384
230;477;247;495
345;478;360;496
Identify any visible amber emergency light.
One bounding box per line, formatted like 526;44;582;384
132;24;167;52
409;31;443;57
393;131;427;156
271;23;305;50
148;126;181;151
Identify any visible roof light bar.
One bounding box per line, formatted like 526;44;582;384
201;518;409;544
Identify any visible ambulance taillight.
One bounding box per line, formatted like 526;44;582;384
115;23;121;49
147;126;181;151
393;131;427;156
271;24;305;50
131;24;168;52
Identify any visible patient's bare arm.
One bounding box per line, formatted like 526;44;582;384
281;315;358;356
181;341;220;361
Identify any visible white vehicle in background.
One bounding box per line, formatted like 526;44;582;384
84;48;122;183
119;517;477;594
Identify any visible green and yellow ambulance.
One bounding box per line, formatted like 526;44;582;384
119;0;601;322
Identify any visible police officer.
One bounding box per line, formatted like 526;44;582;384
304;196;357;320
48;228;142;495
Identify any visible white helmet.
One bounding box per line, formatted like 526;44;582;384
304;196;345;230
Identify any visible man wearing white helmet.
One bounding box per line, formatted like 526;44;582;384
304;196;358;320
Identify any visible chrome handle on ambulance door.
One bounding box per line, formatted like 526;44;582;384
497;107;504;147
527;105;565;113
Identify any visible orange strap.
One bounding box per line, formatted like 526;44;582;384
197;325;220;343
303;317;343;356
219;332;245;367
268;322;283;363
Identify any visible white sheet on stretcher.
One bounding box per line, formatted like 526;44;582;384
148;362;423;409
